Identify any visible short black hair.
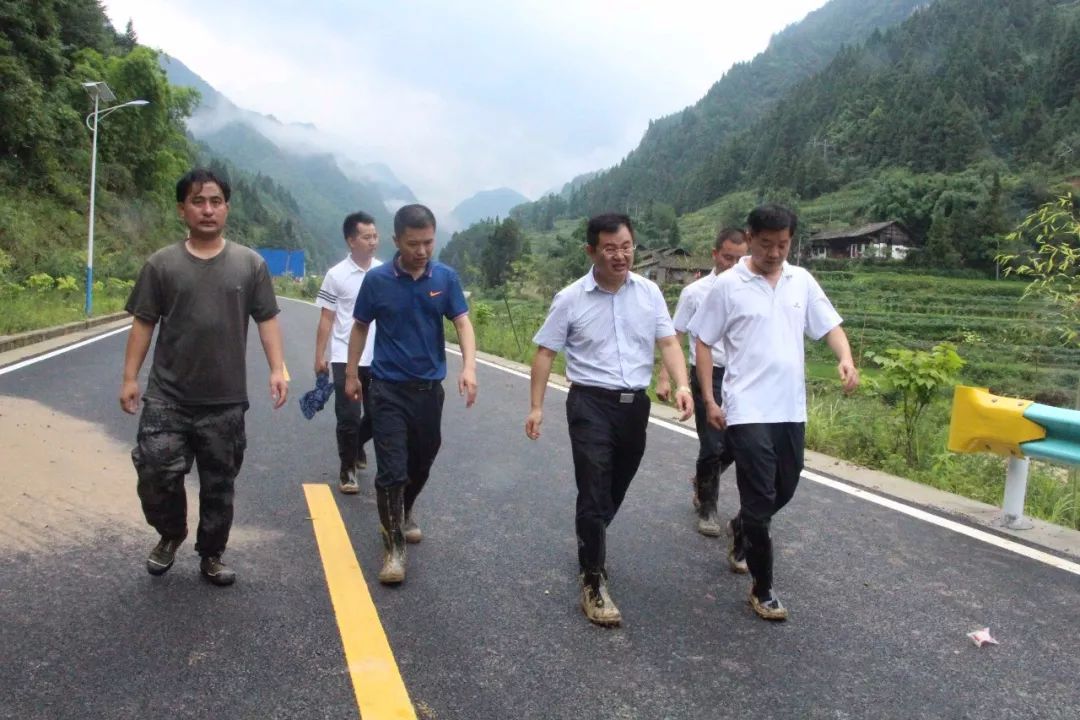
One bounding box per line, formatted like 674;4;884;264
176;168;231;203
394;204;437;237
343;211;377;240
586;212;634;248
747;204;797;236
714;227;747;251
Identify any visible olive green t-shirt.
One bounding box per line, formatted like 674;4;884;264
126;240;280;405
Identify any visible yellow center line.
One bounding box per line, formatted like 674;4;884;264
303;483;417;720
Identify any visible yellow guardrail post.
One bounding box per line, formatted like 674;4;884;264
947;386;1047;530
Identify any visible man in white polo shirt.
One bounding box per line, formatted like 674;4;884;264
688;204;858;621
525;212;693;627
657;227;747;542
314;211;382;494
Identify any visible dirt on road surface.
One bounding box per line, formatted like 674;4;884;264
0;395;143;554
0;395;279;555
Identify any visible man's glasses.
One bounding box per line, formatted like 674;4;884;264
598;245;634;258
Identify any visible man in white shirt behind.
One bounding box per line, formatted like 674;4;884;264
657;228;747;543
688;204;858;621
314;212;382;494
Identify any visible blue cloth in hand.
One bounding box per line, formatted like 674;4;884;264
299;371;334;419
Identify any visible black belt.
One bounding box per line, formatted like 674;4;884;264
570;384;646;404
373;377;440;391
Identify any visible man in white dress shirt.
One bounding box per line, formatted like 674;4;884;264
526;213;694;627
657;228;747;543
314;212;382;494
688;204;858;621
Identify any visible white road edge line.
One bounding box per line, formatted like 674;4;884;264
0;325;130;376
447;338;1080;577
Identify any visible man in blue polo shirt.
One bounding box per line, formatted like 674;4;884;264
344;203;478;585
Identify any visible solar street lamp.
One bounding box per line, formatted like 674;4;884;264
82;81;149;315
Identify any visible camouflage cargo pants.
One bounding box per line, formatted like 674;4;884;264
132;400;247;557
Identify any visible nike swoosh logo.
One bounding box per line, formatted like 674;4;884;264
429;291;443;297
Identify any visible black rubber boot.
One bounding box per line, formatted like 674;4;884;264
742;518;777;608
695;472;722;536
726;516;749;573
376;485;406;584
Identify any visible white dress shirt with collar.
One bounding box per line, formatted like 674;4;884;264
316;255;383;365
533;268;676;391
687;257;842;426
672;270;726;368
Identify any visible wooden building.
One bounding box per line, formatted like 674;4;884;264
635;247;712;285
809;221;915;260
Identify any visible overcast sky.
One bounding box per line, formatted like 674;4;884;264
103;0;827;216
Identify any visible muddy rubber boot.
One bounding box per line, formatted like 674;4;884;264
580;571;622;627
695;472;722;536
726;517;749;574
376;486;406;584
742;518;774;600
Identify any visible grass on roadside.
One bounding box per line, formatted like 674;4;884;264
805;381;1080;530
0;288;129;335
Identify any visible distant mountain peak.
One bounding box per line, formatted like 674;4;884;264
450;188;531;230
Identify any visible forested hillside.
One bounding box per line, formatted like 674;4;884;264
161;55;405;263
513;0;931;223
506;0;1079;275
0;0;330;283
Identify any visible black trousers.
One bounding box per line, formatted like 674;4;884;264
132;400;247;557
690;365;734;509
566;385;650;576
369;378;445;514
332;363;372;470
727;422;805;596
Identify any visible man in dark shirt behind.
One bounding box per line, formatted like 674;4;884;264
119;168;288;586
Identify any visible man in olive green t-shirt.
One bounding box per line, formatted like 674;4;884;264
119;168;288;586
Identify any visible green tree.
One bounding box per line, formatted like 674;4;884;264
998;194;1080;346
867;343;966;463
481;218;525;288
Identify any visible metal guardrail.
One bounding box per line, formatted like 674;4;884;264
948;385;1080;530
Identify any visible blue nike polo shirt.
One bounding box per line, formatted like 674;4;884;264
352;254;469;382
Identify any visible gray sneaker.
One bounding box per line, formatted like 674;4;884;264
146;533;186;576
338;469;359;495
696;508;723;537
200;555;236;586
403;513;423;544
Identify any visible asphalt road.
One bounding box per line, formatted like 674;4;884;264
1;298;1078;720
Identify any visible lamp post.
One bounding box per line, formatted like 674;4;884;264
81;81;148;315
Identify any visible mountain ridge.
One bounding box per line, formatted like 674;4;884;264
160;54;414;264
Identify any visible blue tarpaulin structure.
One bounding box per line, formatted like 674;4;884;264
256;249;305;277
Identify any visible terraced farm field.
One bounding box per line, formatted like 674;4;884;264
810;272;1079;403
